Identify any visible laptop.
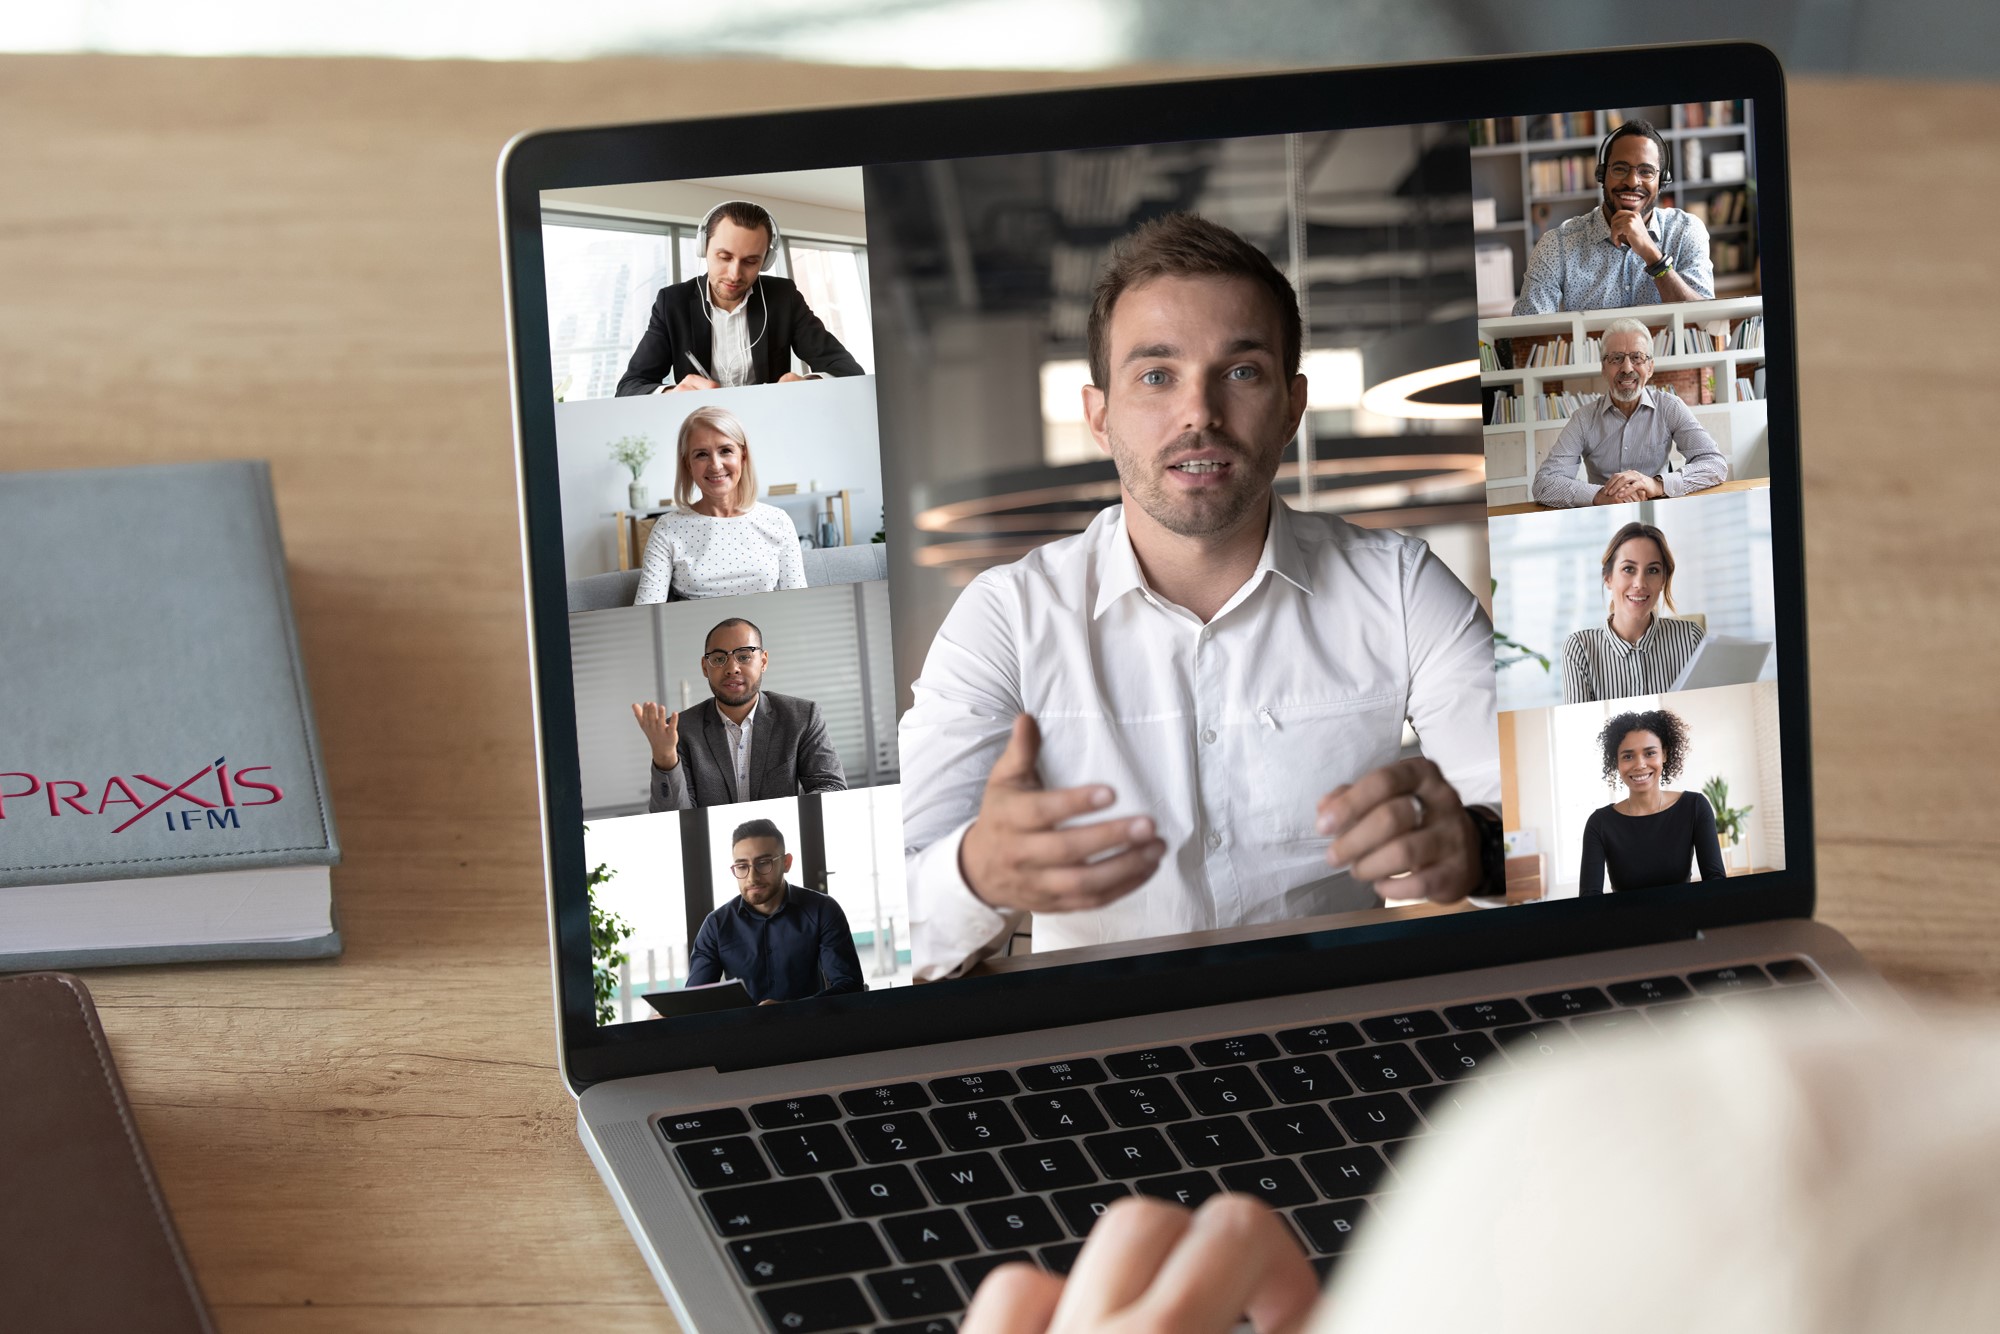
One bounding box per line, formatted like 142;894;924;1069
500;44;1891;1332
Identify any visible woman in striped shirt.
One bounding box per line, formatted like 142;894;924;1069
1561;521;1704;704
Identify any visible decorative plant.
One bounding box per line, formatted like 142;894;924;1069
586;848;635;1026
1700;776;1753;847
1490;578;1551;672
608;433;655;482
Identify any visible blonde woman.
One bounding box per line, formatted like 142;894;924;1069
633;406;808;603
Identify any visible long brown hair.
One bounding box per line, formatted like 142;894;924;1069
1600;521;1676;612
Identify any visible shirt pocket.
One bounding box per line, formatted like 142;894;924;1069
1248;693;1407;844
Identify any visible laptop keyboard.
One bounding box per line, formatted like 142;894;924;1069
658;957;1830;1334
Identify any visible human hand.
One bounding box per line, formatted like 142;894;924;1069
962;1194;1320;1334
1606;210;1662;264
1594;471;1648;506
758;999;779;1006
1318;757;1482;901
630;701;681;769
777;371;806;383
958;714;1166;914
671;374;720;392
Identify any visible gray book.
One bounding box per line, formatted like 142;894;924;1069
0;461;340;968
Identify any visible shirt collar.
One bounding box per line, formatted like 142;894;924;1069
1090;495;1312;622
722;698;760;732
731;882;793;920
1604;613;1661;655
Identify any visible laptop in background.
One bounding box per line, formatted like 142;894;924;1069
500;44;1893;1331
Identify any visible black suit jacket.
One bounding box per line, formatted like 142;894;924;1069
615;276;864;395
648;691;848;812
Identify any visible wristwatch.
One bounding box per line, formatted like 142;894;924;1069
1464;804;1506;897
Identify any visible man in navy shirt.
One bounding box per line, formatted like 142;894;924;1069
686;818;865;1004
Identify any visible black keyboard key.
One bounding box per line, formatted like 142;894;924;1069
847;1113;943;1164
703;1177;841;1236
762;1124;857;1176
1526;987;1612;1018
869;1265;964;1320
1248;1105;1344;1156
1608;975;1691;1006
1294;1200;1372;1254
1415;1032;1508;1081
1688;964;1771;994
1303;1146;1391;1199
1040;1241;1085;1275
931;1070;1020;1104
842;1083;932;1116
1379;1136;1422;1162
754;1277;874;1333
1052;1183;1131;1237
1330;1093;1421;1143
1001;1140;1098;1192
931;1100;1027;1152
1648;998;1719;1026
1336;1044;1432;1092
1135;1170;1221;1208
1570;1009;1655;1046
1492;1020;1579;1061
883;1209;978;1264
1766;958;1816;985
677;1136;771;1188
1084;1128;1180;1179
1219;1159;1316;1208
729;1221;889;1286
879;1322;957;1334
1191;1033;1280;1066
831;1164;929;1218
1017;1059;1107;1090
1177;1066;1272;1115
1014;1089;1110;1140
1255;1054;1350;1104
954;1252;1032;1296
1410;1082;1483;1124
1104;1046;1194;1078
1097;1078;1192;1127
1442;999;1530;1030
658;1107;750;1142
1360;1011;1447;1042
750;1096;840;1129
1166;1115;1264;1167
919;1152;1013;1204
1277;1022;1365;1053
967;1196;1064;1249
1718;984;1838;1017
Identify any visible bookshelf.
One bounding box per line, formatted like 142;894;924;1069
1478;296;1768;508
1471;102;1758;316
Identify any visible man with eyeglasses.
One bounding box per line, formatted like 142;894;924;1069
1530;317;1729;508
631;617;847;811
684;818;864;1003
1513;120;1714;315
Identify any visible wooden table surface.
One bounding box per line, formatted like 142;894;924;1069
2;54;1995;1333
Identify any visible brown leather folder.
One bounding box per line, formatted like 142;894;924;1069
0;972;215;1332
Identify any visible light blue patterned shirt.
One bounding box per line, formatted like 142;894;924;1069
1513;205;1714;314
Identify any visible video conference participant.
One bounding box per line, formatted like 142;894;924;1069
1530;318;1728;509
1513;120;1714;314
615;200;864;396
1580;708;1726;895
685;818;864;1003
631;617;847;811
1562;522;1705;704
634;406;807;603
899;213;1504;981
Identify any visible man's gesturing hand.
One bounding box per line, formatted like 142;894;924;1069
1318;756;1482;901
630;701;681;770
958;714;1165;914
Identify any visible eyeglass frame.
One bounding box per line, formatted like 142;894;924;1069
1601;351;1655;368
702;645;766;671
728;854;786;878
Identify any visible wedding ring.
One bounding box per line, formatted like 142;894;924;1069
1409;793;1427;828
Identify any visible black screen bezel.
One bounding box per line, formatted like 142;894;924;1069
499;43;1810;1092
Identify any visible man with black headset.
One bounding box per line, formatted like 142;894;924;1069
614;199;866;395
1513;120;1715;314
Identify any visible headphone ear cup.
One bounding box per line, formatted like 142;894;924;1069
1595;163;1607;185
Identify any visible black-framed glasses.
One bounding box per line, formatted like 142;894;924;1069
729;855;783;878
1604;162;1661;184
1602;352;1654;368
703;647;763;670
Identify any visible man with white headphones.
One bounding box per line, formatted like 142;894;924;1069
615;199;866;396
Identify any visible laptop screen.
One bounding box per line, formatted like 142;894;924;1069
508;52;1806;1076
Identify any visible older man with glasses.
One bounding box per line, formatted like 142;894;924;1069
684;817;864;1004
1530;317;1730;509
630;616;848;811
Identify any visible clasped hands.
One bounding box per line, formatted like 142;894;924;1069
1593;470;1664;505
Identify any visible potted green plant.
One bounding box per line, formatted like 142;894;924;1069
1491;579;1551;673
1700;775;1754;872
608;434;656;511
586;854;635;1026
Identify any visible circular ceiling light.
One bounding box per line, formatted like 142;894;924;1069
1360;318;1482;421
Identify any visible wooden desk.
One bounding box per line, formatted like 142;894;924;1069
2;56;1996;1333
1488;475;1769;517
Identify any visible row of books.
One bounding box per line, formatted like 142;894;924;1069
1714;238;1755;275
1528;152;1598;196
1470;103;1741;149
1683;188;1751;227
1728;315;1764;350
1483;316;1765;374
1485;389;1605;425
1679;100;1743;128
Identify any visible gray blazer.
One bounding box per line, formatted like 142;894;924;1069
648;691;847;812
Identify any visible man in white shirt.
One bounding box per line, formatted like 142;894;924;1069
899;213;1502;981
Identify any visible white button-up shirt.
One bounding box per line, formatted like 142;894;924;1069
899;498;1501;980
721;698;758;800
708;293;756;388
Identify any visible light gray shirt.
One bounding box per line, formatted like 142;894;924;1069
1513;205;1714;315
1531;387;1729;508
721;699;757;799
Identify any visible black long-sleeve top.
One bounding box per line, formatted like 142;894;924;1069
685;884;864;1003
1579;791;1727;895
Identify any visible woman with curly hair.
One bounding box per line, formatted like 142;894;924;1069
1580;708;1726;894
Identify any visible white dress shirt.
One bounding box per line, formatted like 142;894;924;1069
721;698;758;800
899;498;1501;980
707;292;756;388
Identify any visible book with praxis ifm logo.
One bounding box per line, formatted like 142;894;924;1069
0;460;341;968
